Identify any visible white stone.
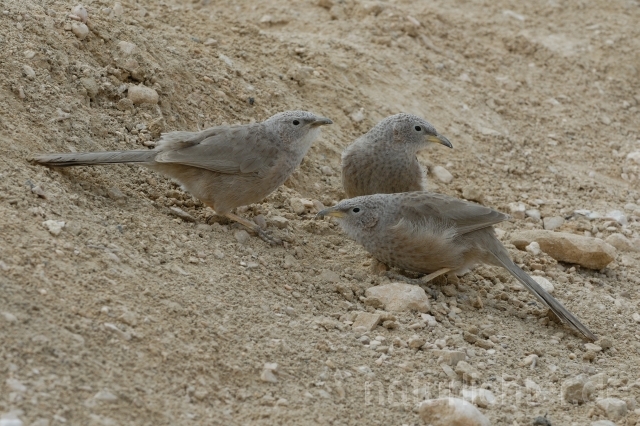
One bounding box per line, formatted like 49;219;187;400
525;209;541;221
260;369;278;383
632;313;640;323
596;398;627;421
461;388;495;408
562;374;588;403
508;202;526;219
42;220;65;236
71;22;89;39
419;397;490;426
94;390;118;402
0;420;23;426
532;275;554;294
421;313;437;327
591;421;617;426
432;350;466;366
543;216;564;230
365;282;430;313
526;241;541;256
605;210;627;225
71;5;88;22
22;65;36;79
127;85;159;105
626;151;640;164
5;379;26;392
432;166;453;184
605;233;638;252
1;312;17;323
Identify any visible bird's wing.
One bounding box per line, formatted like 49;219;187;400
154;124;277;174
398;192;508;235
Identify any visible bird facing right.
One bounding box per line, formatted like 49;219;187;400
318;192;597;341
341;113;452;198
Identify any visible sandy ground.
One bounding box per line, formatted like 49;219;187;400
1;0;640;425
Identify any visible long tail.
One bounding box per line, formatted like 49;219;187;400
30;150;157;167
489;245;597;341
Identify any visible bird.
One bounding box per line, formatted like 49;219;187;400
317;191;597;341
341;113;452;198
31;110;333;244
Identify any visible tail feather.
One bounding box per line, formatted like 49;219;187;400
490;248;597;341
30;150;157;167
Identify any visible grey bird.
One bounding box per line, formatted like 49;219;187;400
31;111;333;244
341;113;452;198
317;192;596;341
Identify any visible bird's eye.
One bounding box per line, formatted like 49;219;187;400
352;207;360;213
293;120;300;126
415;126;422;131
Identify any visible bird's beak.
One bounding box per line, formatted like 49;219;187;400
310;117;333;127
427;133;453;148
316;207;345;218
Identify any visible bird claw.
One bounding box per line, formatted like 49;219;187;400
256;227;282;246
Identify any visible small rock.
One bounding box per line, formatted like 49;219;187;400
526;209;541;221
268;216;289;229
605;210;627;226
461;186;484;203
511;230;616;269
584;343;602;352
591;421;617;426
103;323;131;341
432;166;453;184
320;269;340;283
106;187;125;200
596;337;613;350
94;390;118;402
455;361;482;383
421;313;437;327
352;312;380;331
432;349;465;366
543;216;565;230
364;282;430;313
71;4;88;23
116;98;134;111
0;419;23;426
632;313;640;323
408;335;426;348
605;233;638;252
80;77;99;99
113;2;124;15
508;202;526;220
234;230;251;245
626;151;640;164
260;369;278;383
2;312;17;323
290;198;306;215
22;65;36;80
127;85;159;105
6;378;26;392
562;374;588;403
531;276;554;294
71;22;89;39
203;38;218;46
320;165;333;176
42;220;65;236
117;40;137;55
168;206;195;222
461;388;495;408
419;397;490;426
596;398;627;421
526;241;542;256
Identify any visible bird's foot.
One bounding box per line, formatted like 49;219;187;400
224;212;282;246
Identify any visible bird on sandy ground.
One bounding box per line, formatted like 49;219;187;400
318;192;596;341
341;113;452;198
31;111;333;244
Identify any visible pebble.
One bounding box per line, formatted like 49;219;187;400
320;269;340;283
71;23;89;39
432;166;453;184
0;420;23;426
419;397;490;426
596;398;627;420
408;335;426;348
511;230;616;269
6;379;26;392
525;241;542;256
632;313;640;323
421;313;437;327
508;202;526;220
526;209;541;221
290;198;306;215
605;233;638;252
22;65;35;80
71;5;88;23
234;230;250;245
94;390;118;402
432;349;465;366
168;207;195;222
562;374;590;403
42;220;65;236
626;151;640;164
364;282;430;313
260;368;278;383
127;85;159;105
605;210;627;226
103;323;131;341
542;216;564;230
455;361;482;383
351;312;380;331
461;186;484;203
531;275;554;294
461;388;495;408
320;165;333;176
2;312;17;323
267;216;289;229
591;421;617;426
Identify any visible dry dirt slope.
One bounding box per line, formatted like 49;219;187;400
1;0;640;425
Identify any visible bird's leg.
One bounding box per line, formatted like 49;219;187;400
224;212;282;246
420;268;451;283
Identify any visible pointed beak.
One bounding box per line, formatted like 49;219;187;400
310;117;333;127
427;133;453;148
316;207;345;218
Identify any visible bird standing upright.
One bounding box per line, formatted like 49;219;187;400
31;111;332;244
341;113;452;198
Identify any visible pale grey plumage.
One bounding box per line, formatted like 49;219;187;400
341;113;452;198
318;192;596;341
31;110;332;243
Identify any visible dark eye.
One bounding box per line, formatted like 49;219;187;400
415;126;422;131
293;120;300;125
352;207;360;213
